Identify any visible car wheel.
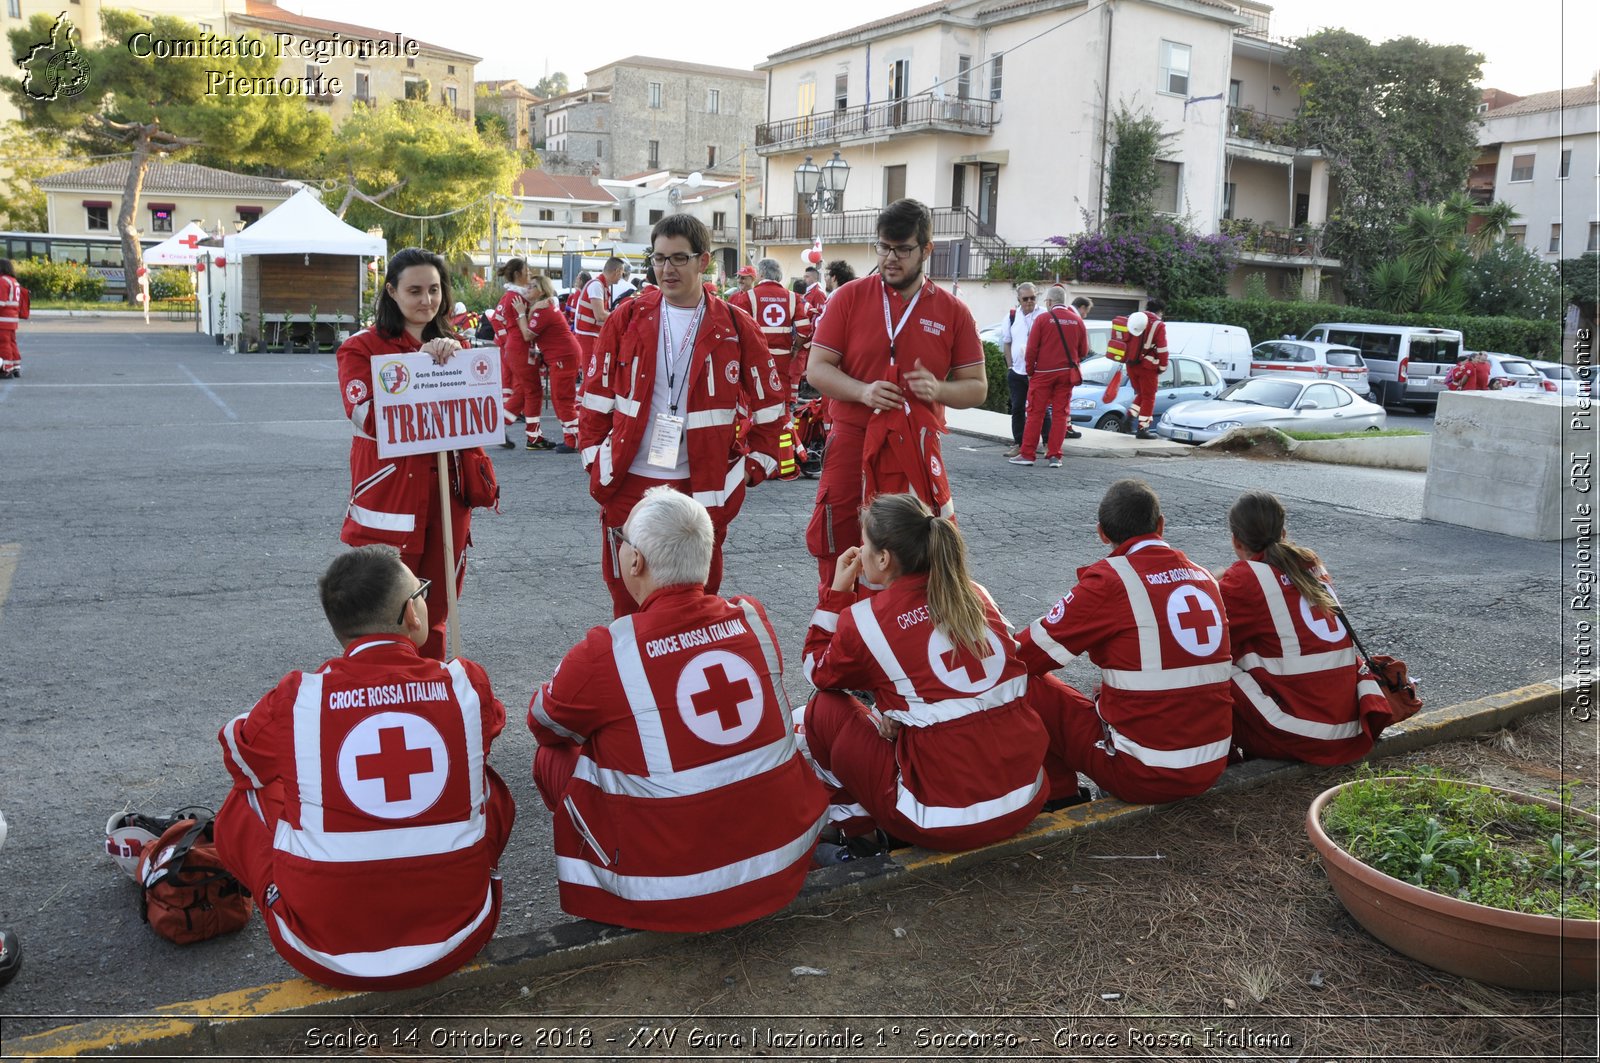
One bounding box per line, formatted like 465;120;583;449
1365;425;1380;432
1096;411;1126;433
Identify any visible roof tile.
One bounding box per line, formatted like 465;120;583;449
36;160;294;197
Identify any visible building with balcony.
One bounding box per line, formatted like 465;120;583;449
1474;82;1600;264
753;0;1345;317
36;160;292;238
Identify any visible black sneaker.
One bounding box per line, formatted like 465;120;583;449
552;442;577;454
1064;429;1082;439
1135;428;1155;440
525;436;555;451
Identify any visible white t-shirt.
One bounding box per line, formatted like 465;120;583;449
1001;305;1044;374
626;299;701;480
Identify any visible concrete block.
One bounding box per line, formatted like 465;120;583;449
1293;434;1431;471
1423;392;1587;540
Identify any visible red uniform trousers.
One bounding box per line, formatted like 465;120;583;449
789;344;809;397
213;769;515;991
1028;673;1219;804
499;343;526;426
505;348;543;431
1020;374;1075;460
0;329;19;375
598;473;741;618
544;354;580;447
809;419;867;586
1127;361;1160;429
406;470;470;660
575;334;598;398
801;691;1046;851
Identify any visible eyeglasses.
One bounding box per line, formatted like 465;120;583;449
398;579;431;625
607;526;631;553
873;242;921;259
648;252;697;268
1019;296;1037;303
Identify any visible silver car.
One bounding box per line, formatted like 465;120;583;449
1156;378;1387;443
1528;359;1581;399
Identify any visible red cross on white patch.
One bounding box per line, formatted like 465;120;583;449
335;712;450;819
926;627;1005;693
1299;598;1346;643
675;650;764;746
1165;586;1223;657
345;379;369;405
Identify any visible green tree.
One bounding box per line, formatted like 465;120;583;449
0;122;80;229
1103;105;1173;231
315;99;519;261
1370;197;1521;315
3;9;331;301
1561;253;1599;317
1287;30;1484;295
532;73;569;99
1465;242;1563;319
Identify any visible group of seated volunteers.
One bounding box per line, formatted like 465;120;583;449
213;480;1400;991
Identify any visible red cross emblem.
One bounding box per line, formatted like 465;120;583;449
336;712;450;818
940;643;991;685
1299;598;1345;643
676;650;764;745
927;628;1003;692
178;234;200;249
1165;586;1223;657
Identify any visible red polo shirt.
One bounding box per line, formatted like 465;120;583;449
810;276;983;429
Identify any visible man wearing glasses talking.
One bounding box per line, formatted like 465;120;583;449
579;214;787;617
803;198;987;589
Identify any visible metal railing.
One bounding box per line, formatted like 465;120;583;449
1226;106;1300;147
756;94;995;151
751;206;997;246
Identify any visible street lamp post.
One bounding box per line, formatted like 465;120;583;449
794;149;850;252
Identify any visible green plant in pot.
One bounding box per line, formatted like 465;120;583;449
1308;771;1598;991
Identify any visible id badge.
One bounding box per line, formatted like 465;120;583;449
646;412;685;468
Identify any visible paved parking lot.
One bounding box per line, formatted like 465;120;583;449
0;318;1567;1025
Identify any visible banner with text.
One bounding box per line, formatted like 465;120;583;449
371;347;504;459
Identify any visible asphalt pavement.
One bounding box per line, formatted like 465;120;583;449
0;318;1566;1029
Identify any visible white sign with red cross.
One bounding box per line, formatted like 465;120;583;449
335;712;450;819
926;627;1006;693
675;650;765;745
1165;586;1224;658
370;346;504;459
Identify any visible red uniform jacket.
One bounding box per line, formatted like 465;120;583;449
727;280;812;355
1025;305;1087;381
1018;535;1233;794
496;288;532;365
573;278;611;338
802;284;828;341
336;328;485;552
803;575;1048;842
0;275;21;331
1219;558;1386;764
528;587;828;931
529;300;582;366
218;637;506;985
578;286;786;507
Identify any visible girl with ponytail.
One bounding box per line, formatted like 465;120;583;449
797;493;1049;855
1220;490;1391;763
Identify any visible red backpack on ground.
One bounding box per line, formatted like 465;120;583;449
137;813;252;945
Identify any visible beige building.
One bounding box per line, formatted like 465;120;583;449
1473;83;1600;263
36;160;291;237
477;79;543;151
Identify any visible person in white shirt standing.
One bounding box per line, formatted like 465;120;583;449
1000;284;1045;457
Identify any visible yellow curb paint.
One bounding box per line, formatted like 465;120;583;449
0;543;19;628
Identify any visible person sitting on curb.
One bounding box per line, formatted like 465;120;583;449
1219;491;1395;764
1020;479;1234;804
528;487;827;931
798;493;1049;857
213;545;515;990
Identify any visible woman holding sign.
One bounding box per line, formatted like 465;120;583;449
337;247;494;661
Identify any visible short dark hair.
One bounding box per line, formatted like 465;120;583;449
603;255;626;272
0;259;13;278
375;247;453;341
1145;298;1166;314
826;259;855;285
650;213;710;256
1072;296;1093;313
1097;479;1162;545
804;265;820;278
877;198;933;247
319;545;411;642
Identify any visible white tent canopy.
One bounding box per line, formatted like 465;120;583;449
144;221;212;265
221;188;386;258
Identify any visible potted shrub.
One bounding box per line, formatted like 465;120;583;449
1308;773;1598;991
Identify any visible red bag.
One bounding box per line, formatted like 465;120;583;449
457;446;500;511
137;814;252;945
1105;315;1132;362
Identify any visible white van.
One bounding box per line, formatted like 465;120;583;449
1301;323;1464;409
1165;322;1254;382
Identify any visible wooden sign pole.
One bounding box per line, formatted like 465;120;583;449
435;451;463;660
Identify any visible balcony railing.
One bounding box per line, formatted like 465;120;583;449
756;94;995;152
1226;106;1302;148
751;206;993;245
1220;219;1334;261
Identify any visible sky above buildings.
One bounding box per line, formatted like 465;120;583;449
333;0;1594;100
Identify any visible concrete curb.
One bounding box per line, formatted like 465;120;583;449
944;406;1191;459
9;674;1589;1059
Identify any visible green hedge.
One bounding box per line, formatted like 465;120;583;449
982;339;1009;413
147;266;193;301
1164;297;1560;358
15;257;105;301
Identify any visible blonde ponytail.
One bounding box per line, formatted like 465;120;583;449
924;516;989;660
1229;491;1338;613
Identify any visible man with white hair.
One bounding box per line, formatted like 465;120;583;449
1000;282;1045;457
726;257;811;407
528;487;828;932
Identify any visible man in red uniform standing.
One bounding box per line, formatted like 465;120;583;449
579;214;786;617
1123;299;1169;439
574;257;625;372
529;487;827;931
1011;286;1086;468
214;546;514;990
1020;479;1234;804
0;260;24;378
727;257;811;408
804;199;987;588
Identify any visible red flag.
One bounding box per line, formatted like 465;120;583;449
1101;371;1123;404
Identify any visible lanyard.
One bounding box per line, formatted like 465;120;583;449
880;279;926;367
659;299;706;416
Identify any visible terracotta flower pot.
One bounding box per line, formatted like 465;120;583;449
1307;777;1599;992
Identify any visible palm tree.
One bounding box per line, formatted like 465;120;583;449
1469;200;1519;257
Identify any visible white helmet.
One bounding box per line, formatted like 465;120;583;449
1126;311;1150;338
106;812;161;879
452;301;466;315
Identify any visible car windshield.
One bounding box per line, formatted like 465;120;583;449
1078;357;1115;385
1537;364;1574;380
1325;347;1364;368
1219;378;1301;409
1498;359;1538;378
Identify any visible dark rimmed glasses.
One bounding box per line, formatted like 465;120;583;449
399;579;431;624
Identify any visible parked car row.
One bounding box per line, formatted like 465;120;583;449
1156;378;1387;444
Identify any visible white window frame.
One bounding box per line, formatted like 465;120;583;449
988;53;1003;101
1558;149;1572;179
1154;160;1182;214
706;88;720;114
648;81;662;109
834;70;848;111
956;55;972;100
1509;152;1535;182
1548;223;1561;253
1159;41;1191;97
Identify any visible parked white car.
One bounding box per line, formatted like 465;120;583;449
1248;340;1370;397
1156;378;1386;443
1166;322;1254;383
1527;359;1581;399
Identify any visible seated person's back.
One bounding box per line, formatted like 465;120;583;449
529;486;827;932
214;545;515;990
